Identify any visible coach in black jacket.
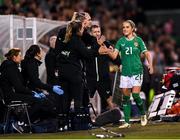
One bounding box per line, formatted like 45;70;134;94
54;12;103;112
55;15;109;109
86;25;121;112
57;20;101;111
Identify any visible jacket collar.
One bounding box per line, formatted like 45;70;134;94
34;58;42;66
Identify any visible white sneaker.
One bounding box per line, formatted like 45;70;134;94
141;115;148;126
12;121;24;134
119;123;131;129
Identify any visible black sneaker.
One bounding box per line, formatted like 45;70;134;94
12;121;24;134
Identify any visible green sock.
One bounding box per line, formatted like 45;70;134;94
132;93;145;115
122;95;131;123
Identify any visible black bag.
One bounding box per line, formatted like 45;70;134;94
169;73;180;91
94;108;121;126
0;123;3;134
68;108;92;131
32;118;58;133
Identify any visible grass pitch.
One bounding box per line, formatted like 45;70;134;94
0;122;180;139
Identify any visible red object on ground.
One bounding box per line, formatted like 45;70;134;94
166;100;180;115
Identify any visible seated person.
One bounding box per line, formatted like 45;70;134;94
21;44;63;97
0;48;58;133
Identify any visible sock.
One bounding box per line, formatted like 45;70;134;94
132;93;145;115
122;95;131;124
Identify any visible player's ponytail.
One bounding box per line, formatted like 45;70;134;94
63;23;72;43
63;20;82;43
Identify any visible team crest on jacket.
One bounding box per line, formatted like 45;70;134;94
134;42;138;47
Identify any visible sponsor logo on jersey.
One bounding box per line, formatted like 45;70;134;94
61;51;70;57
106;90;111;94
87;46;92;49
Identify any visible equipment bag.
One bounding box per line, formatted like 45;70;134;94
68;108;92;131
94;108;121;126
32;118;58;133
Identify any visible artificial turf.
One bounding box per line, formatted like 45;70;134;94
0;122;180;139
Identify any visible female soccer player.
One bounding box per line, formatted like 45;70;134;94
108;20;153;128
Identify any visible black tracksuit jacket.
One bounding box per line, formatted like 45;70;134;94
55;27;100;84
0;60;32;101
21;58;53;92
0;60;56;121
54;29;99;111
45;48;58;85
85;41;112;82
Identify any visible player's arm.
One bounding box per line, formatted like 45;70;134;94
139;37;154;74
107;39;121;60
144;51;153;74
107;48;119;60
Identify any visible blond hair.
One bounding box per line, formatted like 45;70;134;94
63;20;82;43
124;20;137;32
70;12;89;22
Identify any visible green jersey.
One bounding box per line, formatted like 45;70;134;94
115;36;147;76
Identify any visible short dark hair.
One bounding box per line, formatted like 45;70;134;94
90;24;100;32
24;45;41;59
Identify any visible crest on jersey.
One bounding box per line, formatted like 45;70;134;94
134;42;138;47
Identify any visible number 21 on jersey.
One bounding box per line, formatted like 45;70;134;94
125;47;132;55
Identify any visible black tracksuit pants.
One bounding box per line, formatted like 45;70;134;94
58;64;84;114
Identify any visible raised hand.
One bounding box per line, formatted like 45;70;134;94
98;44;109;54
97;35;106;45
